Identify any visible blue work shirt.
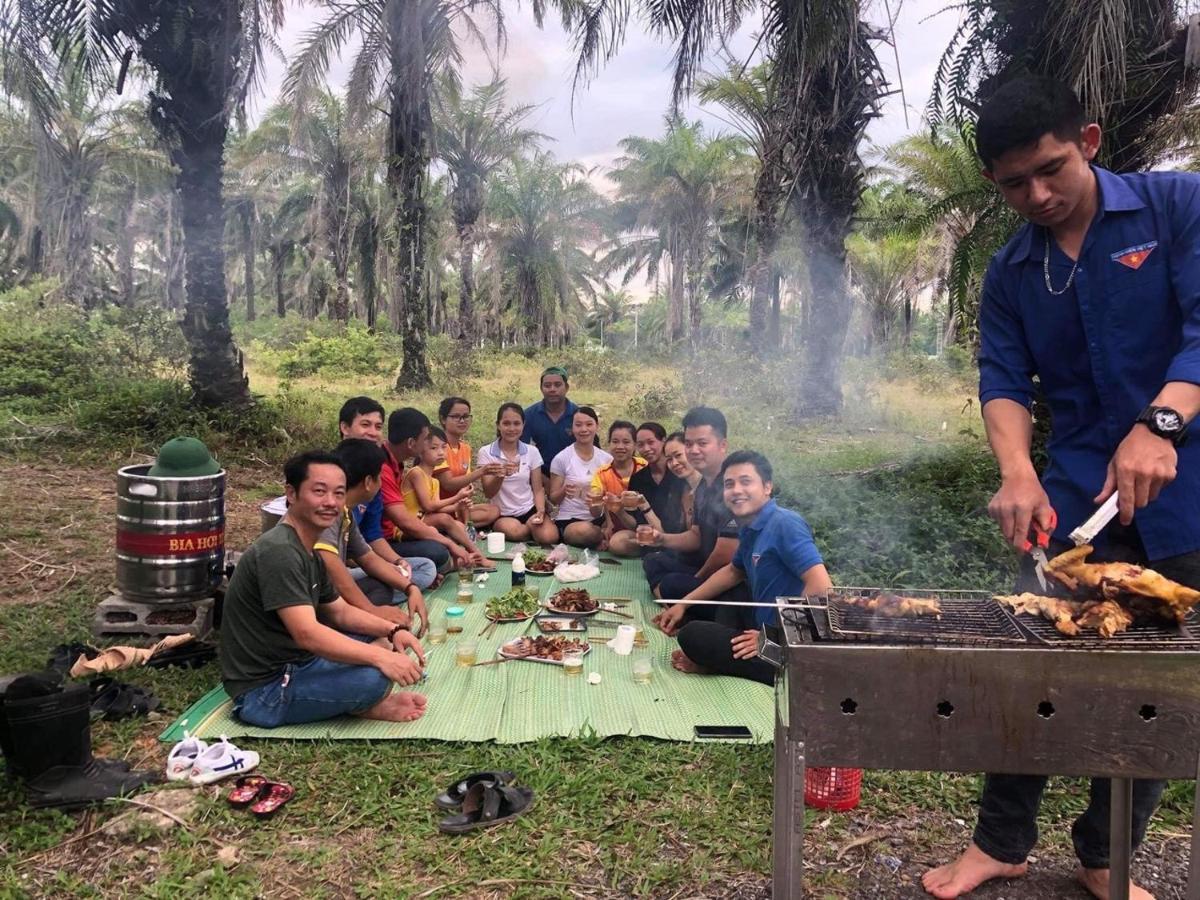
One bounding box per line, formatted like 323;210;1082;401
522;398;578;475
979;166;1200;560
352;493;384;543
731;500;825;627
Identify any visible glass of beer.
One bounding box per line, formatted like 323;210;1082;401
604;493;622;514
636;525;657;546
562;651;584;677
621;491;642;510
504;460;519;476
632;651;653;684
456;640;478;667
429;615;447;644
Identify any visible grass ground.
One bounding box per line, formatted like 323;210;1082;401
0;350;1193;898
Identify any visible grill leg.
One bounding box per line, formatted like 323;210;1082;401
1187;755;1200;900
772;717;805;900
1109;777;1133;900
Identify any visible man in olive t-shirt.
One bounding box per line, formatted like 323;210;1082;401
219;451;429;727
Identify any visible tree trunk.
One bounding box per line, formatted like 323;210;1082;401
176;136;250;406
117;185;137;306
667;250;685;343
241;200;256;322
358;221;379;331
164;193;185;310
795;237;853;418
457;220;476;342
386;0;432;389
768;269;782;348
133;0;250;407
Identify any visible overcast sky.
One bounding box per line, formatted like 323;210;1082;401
259;0;964;184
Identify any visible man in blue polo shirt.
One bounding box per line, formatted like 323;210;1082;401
522;366;578;476
670;450;832;684
924;76;1200;900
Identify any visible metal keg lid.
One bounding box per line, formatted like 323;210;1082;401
147;437;221;478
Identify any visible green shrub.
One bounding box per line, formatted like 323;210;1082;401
275;322;395;379
626;381;684;422
781;444;1012;590
71;378;207;443
552;344;624;390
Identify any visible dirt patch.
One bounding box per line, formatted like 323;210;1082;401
0;459;276;606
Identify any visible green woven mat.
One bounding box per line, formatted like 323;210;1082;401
160;549;773;744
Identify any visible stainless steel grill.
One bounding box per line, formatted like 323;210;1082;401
763;593;1200;900
814;588;1026;646
1017;606;1200;651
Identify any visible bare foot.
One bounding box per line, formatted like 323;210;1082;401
359;691;428;722
922;843;1028;898
670;649;710;675
1076;867;1155;900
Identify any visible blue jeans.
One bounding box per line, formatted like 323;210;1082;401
350;557;437;595
233;636;391;728
389;538;451;571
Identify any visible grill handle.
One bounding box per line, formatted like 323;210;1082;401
757;626;785;669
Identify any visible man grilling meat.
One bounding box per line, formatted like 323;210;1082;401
923;76;1200;900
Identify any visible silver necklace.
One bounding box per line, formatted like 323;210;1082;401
1043;232;1079;295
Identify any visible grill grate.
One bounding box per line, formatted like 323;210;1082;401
807;588;1027;646
1011;606;1200;651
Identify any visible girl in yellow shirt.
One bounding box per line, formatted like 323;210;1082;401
403;428;494;569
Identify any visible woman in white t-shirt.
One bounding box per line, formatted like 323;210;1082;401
548;406;613;547
477;403;560;544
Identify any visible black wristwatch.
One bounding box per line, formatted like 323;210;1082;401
1136;405;1188;446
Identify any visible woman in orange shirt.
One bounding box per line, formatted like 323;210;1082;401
435;396;500;527
590;420;645;548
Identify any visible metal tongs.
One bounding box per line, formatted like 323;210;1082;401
1023;509;1057;592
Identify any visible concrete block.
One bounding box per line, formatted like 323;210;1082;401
92;594;214;645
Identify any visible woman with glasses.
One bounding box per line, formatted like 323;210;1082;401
435;397;500;527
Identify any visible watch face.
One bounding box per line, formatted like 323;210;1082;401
1154;409;1183;432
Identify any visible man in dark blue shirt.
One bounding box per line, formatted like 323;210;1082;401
925;76;1200;900
521;366;579;476
670;451;831;685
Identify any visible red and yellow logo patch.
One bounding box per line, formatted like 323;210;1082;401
1111;240;1158;270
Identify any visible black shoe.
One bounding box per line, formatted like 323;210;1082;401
26;762;159;810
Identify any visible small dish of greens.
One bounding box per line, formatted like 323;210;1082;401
485;587;542;622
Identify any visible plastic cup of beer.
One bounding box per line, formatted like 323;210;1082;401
504;460;519;476
632;651;653;684
429;616;447;644
621;491;642;510
604;493;622;514
456;584;474;605
456;641;478;667
562;651;584;677
636;525;656;546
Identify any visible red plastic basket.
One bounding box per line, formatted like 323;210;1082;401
804;766;863;811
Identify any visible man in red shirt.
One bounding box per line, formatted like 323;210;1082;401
379;408;471;571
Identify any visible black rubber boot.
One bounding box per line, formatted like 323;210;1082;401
3;679;158;808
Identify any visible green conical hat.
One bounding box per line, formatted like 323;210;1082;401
147;437;221;478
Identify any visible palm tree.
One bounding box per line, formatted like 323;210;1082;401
698;61;790;356
234;94;376;322
1;0;282;406
433;74;543;343
876;125;1019;345
605;119;747;347
485;151;607;346
585;287;631;343
931;0;1200;174
570;0;886;415
285;0;502;389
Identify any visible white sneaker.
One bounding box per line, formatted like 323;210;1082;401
187;736;259;785
165;731;208;782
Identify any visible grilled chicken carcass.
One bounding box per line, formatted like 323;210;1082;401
1045;545;1200;622
995;594;1083;636
1074;600;1134;638
841;593;942;619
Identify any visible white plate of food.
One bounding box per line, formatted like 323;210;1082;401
498;635;592;665
545;587;600;616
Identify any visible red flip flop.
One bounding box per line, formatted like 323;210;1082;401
249;781;295;818
226;775;269;807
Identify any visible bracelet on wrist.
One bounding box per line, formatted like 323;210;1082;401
387;624;406;641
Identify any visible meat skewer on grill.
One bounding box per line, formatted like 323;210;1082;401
838;592;942;619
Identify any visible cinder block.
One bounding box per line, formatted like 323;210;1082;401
92;594;214;645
